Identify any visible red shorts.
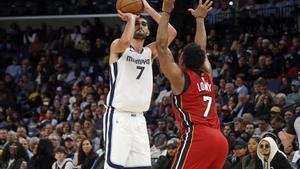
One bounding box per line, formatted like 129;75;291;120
171;125;228;169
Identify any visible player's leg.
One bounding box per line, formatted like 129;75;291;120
104;108;132;169
125;113;151;168
170;126;208;169
208;130;228;169
171;126;228;169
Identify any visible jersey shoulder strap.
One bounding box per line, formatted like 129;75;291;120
61;160;73;169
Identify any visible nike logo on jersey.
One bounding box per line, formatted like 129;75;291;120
197;82;212;92
126;56;150;65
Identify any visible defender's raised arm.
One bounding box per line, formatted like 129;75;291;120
156;0;185;95
188;0;213;73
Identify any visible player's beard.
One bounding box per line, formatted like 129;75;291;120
133;32;147;40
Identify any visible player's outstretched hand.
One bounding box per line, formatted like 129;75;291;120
162;0;175;13
141;0;152;13
188;0;213;18
118;10;139;22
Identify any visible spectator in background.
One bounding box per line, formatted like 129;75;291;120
85;128;101;152
257;137;292;169
233;117;246;138
23;26;37;45
28;36;44;61
153;119;168;151
0;141;29;169
242;113;254;125
76;139;98;169
245;122;255;137
5;58;21;82
254;116;273;136
48;133;61;151
230;138;248;169
279;76;291;94
52;146;74;169
275;93;287;108
153;138;179;169
73;121;83;136
283;143;297;168
234;74;248;96
28;137;39;157
286;80;300;105
255;91;275;118
220;82;237;106
270;115;285;136
63;134;77;159
0;127;8;147
262;55;280;79
29;139;55;169
232;94;253;117
236;57;251;79
283;110;294;124
269;106;281;119
18;137;33;159
242;136;262;169
70;26;82;46
16;126;28;139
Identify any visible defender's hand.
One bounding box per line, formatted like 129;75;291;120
118;10;139;22
188;0;213;18
162;0;175;14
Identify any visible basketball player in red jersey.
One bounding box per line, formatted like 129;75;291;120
156;0;229;168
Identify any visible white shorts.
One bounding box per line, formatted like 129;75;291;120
103;107;151;169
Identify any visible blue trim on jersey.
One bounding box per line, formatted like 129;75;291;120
104;107;109;156
108;63;118;106
106;108;125;169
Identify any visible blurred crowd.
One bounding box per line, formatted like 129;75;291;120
0;0;299;168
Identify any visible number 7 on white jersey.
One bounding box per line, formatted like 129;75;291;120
203;96;212;117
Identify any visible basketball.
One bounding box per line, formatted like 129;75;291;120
116;0;144;15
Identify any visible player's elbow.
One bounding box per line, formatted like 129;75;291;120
119;38;131;47
156;43;167;54
156;37;168;50
170;29;177;40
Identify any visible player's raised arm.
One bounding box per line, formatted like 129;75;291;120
110;11;139;63
142;0;177;58
188;0;213;73
156;0;184;95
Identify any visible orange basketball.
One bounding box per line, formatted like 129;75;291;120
116;0;144;15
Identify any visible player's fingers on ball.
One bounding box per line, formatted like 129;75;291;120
117;10;124;15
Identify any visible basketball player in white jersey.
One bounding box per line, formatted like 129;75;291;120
103;0;177;168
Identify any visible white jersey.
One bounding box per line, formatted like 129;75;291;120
106;46;153;113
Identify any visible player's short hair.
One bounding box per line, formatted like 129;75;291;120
137;15;149;24
182;43;206;70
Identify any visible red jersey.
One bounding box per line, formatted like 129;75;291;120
172;69;220;134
